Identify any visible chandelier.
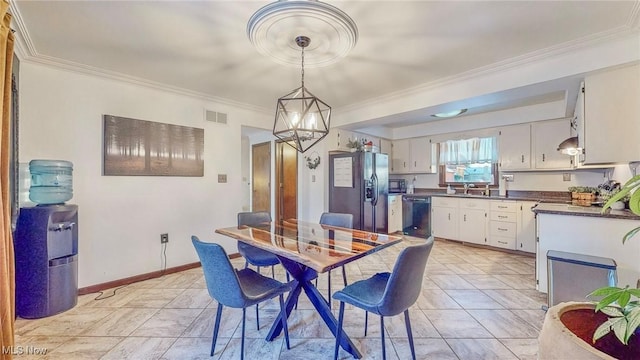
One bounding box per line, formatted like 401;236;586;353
273;36;330;153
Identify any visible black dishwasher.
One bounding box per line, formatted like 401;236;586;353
402;195;431;238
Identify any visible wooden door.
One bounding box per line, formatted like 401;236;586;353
252;142;270;213
275;142;297;223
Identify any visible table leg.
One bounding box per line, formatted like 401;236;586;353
267;257;362;359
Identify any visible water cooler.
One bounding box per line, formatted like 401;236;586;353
14;160;78;318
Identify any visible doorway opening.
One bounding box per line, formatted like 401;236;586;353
275;142;297;223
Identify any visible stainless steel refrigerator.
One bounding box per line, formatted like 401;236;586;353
329;152;388;233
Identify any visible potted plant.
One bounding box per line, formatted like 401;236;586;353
539;175;640;359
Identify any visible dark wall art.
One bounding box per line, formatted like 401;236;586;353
103;115;204;176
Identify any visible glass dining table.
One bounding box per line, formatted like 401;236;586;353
215;218;403;359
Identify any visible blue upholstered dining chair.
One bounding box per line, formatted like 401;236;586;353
237;211;289;329
332;237;434;360
191;236;291;360
318;212;353;308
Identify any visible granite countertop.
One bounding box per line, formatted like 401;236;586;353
532;202;640;220
396;189;572;204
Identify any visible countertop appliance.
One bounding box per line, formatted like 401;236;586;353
389;179;406;194
402;194;431;238
329;152;388;233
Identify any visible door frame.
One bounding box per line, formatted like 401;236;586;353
251;141;271;213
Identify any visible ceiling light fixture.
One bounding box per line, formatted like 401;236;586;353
432;109;468;118
272;36;331;153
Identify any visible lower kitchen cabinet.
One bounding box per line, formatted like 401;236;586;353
459;198;489;245
431;197;459;240
489;200;517;250
516;201;537;253
387;195;403;233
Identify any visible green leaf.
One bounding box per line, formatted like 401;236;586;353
627;288;640;298
595;291;625;312
626;307;640;342
629;189;640;216
601;306;624;317
588;287;624;297
618;291;632;308
612;317;629;345
623;227;640;244
593;317;620;342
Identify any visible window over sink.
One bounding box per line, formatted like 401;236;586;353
437;136;498;187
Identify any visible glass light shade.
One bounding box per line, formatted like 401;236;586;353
432;109;467;118
273;86;331;153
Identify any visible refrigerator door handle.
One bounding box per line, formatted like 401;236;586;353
371;173;379;206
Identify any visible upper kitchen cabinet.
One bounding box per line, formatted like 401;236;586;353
409;137;434;173
498;123;531;170
391;137;435;174
391;139;410;174
583;63;640;164
327;129;354;152
532;118;574;169
380;139;392;156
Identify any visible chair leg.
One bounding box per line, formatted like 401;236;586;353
271;265;275;279
404;309;416;360
244;260;249;269
255;304;260;330
241;307;246;360
364;311;368;336
380;316;386;360
333;301;345;360
279;294;290;350
341;265;348;286
210;303;224;356
327;269;332;309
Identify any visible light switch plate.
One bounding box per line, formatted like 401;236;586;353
563;173;571;181
218;174;227;183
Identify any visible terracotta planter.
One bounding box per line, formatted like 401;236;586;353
539;302;640;360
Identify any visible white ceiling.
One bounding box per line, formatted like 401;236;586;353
9;0;640;129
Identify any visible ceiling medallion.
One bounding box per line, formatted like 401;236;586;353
247;0;358;67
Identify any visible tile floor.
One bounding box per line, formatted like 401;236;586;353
13;237;546;359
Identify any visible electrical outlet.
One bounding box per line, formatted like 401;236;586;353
501;174;514;182
160;233;169;244
563;173;571;181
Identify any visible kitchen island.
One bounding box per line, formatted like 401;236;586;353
534;203;640;295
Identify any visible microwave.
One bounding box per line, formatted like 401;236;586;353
389;179;407;193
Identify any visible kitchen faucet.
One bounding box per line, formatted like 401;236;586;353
463;183;475;194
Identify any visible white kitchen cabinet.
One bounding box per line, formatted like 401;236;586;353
458;198;489;245
390;139;410;174
583;63;640;164
380;139;392;156
516;201;537;253
489;200;517;250
391;137;434;174
326;129;354;151
409;137;434;173
387;195;403;233
431;197;459;240
498;123;531;170
532;119;574;169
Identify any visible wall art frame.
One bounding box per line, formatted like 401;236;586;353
103;115;204;176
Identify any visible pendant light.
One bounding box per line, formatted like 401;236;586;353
557;116;583;156
272;36;331;153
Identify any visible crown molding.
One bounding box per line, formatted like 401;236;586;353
338;22;640;115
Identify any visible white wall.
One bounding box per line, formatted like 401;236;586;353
19;63;272;287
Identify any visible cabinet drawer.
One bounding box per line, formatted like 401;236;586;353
490;221;516;237
490;201;517;213
432;196;458;208
490;211;516;223
459;198;489;210
491;235;516;250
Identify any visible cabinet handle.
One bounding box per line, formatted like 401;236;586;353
498;215;508;219
498;228;508;231
403;161;406;168
521;155;524;163
463;214;467;222
448;213;451;221
498;206;507;209
498;240;508;245
542;153;546;162
414;161;417;167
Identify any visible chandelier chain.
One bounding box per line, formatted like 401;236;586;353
301;45;305;89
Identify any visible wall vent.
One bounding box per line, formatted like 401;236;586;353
205;110;228;124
